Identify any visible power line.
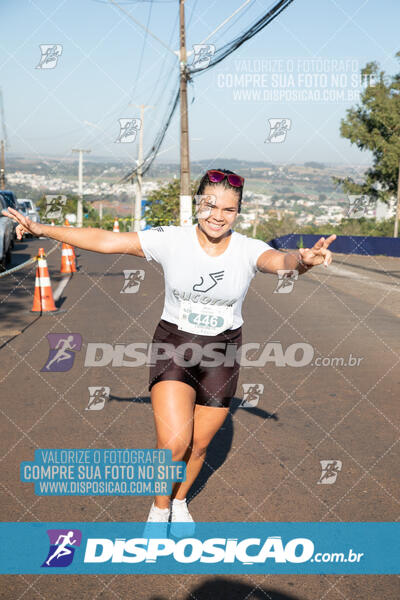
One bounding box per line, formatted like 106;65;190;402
120;0;296;182
142;7;179;136
189;0;295;75
107;0;176;55
128;0;154;104
195;0;254;47
211;0;257;43
120;84;179;182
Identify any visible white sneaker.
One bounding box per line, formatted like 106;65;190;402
147;502;170;522
170;498;195;537
142;502;170;538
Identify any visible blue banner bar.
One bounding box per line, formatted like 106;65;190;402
0;522;398;574
269;233;400;257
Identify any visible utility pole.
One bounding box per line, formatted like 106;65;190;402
135;104;145;232
394;159;400;238
72;149;91;228
252;194;260;237
0;140;5;190
179;0;191;226
129;104;153;232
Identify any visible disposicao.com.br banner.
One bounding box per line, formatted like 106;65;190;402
0;522;398;575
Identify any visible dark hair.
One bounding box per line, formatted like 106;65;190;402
195;168;243;214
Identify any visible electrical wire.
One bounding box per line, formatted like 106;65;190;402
119;0;296;181
188;0;295;75
128;0;154;104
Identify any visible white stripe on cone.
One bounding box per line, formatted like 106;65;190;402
35;277;51;287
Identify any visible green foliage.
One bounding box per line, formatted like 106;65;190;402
37;194;98;224
238;215;297;242
335;52;400;203
144;178;199;227
238;215;396;245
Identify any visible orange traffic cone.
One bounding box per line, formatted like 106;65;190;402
113;219;120;232
31;249;58;312
62;218;77;259
60;242;76;273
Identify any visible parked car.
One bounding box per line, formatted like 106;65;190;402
18;198;40;223
15;200;37;238
0;194;14;271
16;199;29;216
0;190;18;243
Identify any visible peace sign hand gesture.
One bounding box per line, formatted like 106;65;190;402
298;234;336;268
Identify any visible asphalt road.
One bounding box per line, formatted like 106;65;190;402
0;236;399;599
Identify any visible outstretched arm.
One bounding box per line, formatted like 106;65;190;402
1;207;145;257
256;235;336;274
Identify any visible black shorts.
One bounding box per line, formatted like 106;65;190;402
148;319;242;407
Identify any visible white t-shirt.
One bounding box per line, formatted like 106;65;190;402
137;224;273;333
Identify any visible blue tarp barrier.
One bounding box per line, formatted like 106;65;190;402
268;234;400;257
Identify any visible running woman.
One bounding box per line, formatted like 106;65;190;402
2;168;336;527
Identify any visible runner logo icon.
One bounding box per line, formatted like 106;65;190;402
36;44;63;69
115;118;141;143
274;270;299;293
264;118;291;143
121;270;145;294
240;383;264;408
318;460;342;484
86;386;110;411
193;271;224;293
41;333;82;372
42;529;81;568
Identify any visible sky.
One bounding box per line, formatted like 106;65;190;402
0;0;399;170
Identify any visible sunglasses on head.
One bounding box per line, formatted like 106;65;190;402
206;169;244;188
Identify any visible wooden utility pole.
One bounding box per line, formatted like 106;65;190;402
0;140;5;190
394;159;400;238
72;149;91;227
179;0;191;226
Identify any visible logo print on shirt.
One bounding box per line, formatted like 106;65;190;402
192;271;224;293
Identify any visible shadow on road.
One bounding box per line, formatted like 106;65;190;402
107;394;279;503
188;399;278;504
151;578;304;600
108;394;151;404
107;394;278;503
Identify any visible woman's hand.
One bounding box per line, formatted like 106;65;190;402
1;207;44;240
298;234;336;268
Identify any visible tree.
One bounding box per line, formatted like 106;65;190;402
238;215;297;244
36;193;99;224
144;178;199;227
335;52;400;204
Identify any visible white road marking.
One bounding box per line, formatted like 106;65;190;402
53;274;72;301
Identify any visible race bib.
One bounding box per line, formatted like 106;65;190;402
178;300;234;336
